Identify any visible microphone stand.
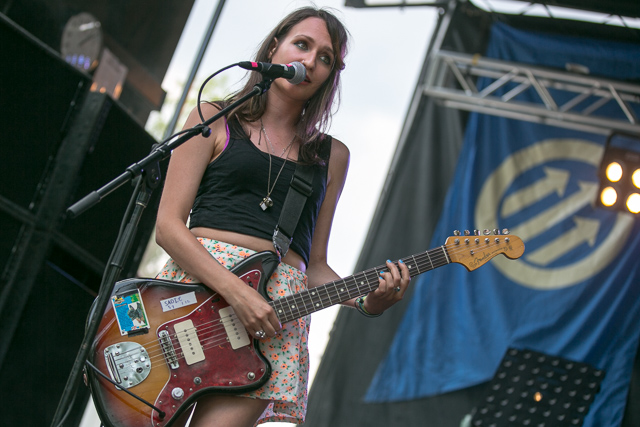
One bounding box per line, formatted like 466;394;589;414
51;76;274;427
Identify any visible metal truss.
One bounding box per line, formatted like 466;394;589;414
423;49;640;135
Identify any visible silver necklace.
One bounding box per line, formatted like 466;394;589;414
259;119;296;211
261;118;295;156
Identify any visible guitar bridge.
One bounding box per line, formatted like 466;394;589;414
159;330;180;369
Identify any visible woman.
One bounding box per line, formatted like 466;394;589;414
155;6;410;426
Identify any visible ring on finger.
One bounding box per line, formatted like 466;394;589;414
255;330;266;339
395;286;401;292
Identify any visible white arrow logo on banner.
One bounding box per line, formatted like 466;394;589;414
526;216;600;266
512;180;598;243
501;167;569;218
475;138;633;290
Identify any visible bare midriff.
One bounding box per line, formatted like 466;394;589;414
190;227;307;272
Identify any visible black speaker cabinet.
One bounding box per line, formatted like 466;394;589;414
0;13;163;426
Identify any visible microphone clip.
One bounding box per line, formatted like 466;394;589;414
254;77;274;94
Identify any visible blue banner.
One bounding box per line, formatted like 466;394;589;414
365;22;640;426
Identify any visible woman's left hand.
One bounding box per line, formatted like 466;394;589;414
363;259;411;315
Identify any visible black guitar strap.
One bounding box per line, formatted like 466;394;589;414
272;162;314;261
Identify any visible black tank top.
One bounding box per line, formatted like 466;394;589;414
188;119;330;266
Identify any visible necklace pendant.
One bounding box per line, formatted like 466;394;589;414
260;197;274;211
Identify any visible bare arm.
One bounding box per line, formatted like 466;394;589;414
155;104;281;338
305;138;410;315
305;138;350;289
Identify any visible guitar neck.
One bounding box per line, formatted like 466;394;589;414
270;245;451;324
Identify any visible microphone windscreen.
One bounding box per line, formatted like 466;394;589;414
289;62;306;85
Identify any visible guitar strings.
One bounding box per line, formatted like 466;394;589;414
109;238;514;367
109;239;508;366
110;240;502;369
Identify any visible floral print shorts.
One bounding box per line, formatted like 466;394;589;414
155;238;310;425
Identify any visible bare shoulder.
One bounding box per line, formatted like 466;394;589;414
198;101;224;119
193;102;227;136
181;102;228;161
329;136;350;158
327;137;350;182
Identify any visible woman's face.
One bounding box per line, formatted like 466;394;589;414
270;17;335;101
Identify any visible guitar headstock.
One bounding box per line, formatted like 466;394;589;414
445;229;524;271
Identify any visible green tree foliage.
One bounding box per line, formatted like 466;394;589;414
145;75;229;141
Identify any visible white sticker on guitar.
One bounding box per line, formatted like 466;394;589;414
161;291;197;312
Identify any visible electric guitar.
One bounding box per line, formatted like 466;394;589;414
87;231;524;427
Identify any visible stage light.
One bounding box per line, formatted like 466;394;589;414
600;187;617;207
627;193;640;214
596;133;640;215
605;162;622;182
633;169;640;188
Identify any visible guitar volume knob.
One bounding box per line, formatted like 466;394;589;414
172;387;185;400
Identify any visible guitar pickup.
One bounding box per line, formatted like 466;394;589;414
174;320;205;365
219;306;250;350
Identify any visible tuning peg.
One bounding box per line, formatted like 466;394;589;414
493;229;500;235
502;228;510;235
464;230;471;236
474;230;480;236
483;229;491;235
453;230;461;236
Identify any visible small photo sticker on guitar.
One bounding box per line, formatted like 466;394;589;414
112;290;150;336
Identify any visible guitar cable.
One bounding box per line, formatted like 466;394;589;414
85;360;167;420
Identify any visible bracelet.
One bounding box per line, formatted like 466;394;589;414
354;296;382;318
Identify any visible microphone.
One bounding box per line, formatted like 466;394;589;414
238;61;306;85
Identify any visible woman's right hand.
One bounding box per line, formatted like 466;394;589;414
223;277;282;339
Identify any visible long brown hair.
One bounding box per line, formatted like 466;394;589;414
226;6;349;164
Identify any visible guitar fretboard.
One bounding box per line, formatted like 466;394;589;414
269;245;451;323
